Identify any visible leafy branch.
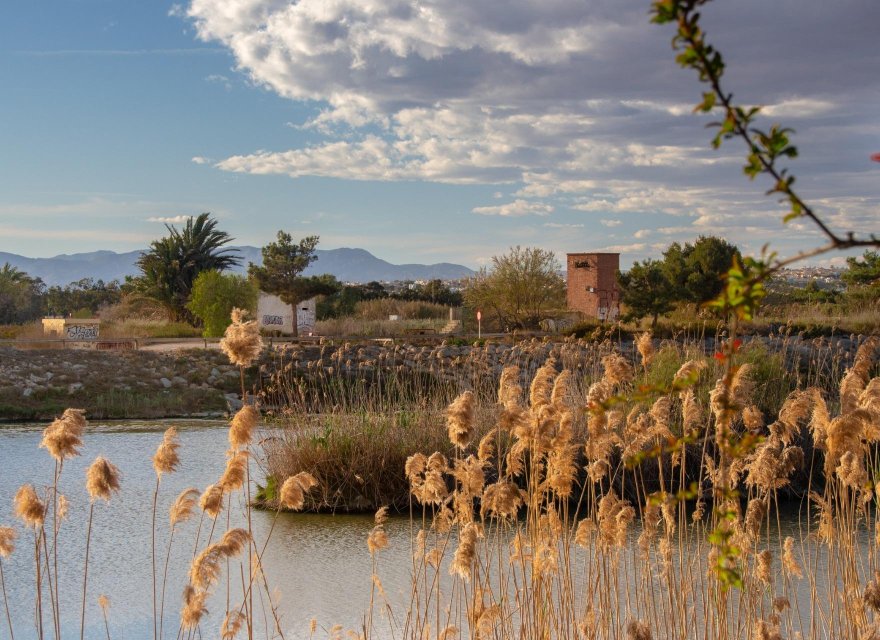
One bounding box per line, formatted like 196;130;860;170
651;0;879;268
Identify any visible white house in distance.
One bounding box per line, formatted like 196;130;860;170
257;292;317;335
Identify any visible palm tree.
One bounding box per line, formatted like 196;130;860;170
134;214;241;322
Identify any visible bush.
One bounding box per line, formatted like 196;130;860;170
187;270;257;337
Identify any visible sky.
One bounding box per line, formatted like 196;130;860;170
1;0;877;270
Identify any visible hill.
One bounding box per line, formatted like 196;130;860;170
0;247;475;286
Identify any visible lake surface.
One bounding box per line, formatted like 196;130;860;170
0;420;870;639
0;420;415;640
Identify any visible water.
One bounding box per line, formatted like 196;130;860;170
0;421;871;639
0;420;414;640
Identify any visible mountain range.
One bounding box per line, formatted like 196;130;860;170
0;247;475;286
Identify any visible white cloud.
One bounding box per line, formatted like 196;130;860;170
191;156;213;165
600;219;621;227
762;97;837;118
178;0;880;260
544;222;585;229
205;73;232;89
146;215;192;224
472;200;554;217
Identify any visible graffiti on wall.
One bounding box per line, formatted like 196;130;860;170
262;315;284;326
66;325;99;340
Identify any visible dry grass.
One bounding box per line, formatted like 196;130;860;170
2;322;879;639
349;335;880;640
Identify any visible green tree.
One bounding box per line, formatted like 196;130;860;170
248;233;339;335
662;236;741;305
617;259;677;328
842;251;880;291
0;263;44;324
44;278;122;317
132;213;241;322
463;246;565;330
187;270;258;337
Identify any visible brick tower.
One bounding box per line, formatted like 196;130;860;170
566;253;620;321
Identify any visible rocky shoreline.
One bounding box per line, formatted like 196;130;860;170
0;334;864;421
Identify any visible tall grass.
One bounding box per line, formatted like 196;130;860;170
1;327;878;639
347;335;880;639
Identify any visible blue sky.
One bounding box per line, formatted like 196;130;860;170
1;0;877;269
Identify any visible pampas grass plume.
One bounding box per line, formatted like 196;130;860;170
199;484;224;519
40;409;87;461
446;391;476;450
170;488;201;526
221;610;245;639
153;426;180;477
220;450;248;491
280;472;318;510
220;308;263;368
14;485;46;527
86;457;121;502
229;405;259;450
0;527;16;557
181;585;208;630
636;332;654;367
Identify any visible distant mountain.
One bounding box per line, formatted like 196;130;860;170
0;247;475;286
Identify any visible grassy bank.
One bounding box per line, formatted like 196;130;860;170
0;386;227;422
260;334;858;513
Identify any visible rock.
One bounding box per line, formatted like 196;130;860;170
211;368;221;377
160;377;173;388
171;376;188;386
67;382;83;394
22;387;33;397
224;393;243;411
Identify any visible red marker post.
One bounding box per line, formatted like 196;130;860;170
476;310;482;340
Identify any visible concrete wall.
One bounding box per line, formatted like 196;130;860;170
566;253;620;321
257;293;317;335
42;318;101;339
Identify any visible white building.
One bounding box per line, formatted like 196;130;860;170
257;293;317;335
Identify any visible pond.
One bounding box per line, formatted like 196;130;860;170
0;420;413;640
0;420;868;639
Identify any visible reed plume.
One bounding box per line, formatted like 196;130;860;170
627;620;652;640
220;450;249;491
0;529;14;558
446;390;476;450
152;427;180;477
673;359;707;388
450;522;482;580
529;361;556;410
636;332;655;367
279;472;319;510
221;610;245;639
367;526;389;555
498;365;521;408
220;308;263;368
602;353;633;386
82;457;119;640
86;457;121;502
229;405;259;450
190;529;250;591
480;482;523;520
169;488;200;526
40;409;86;461
14;485;46;528
782;536;803;578
181;585;208;630
199;483;224;518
